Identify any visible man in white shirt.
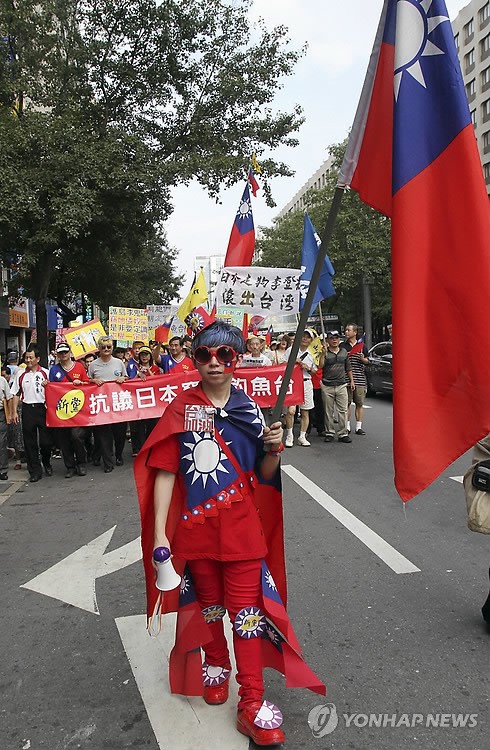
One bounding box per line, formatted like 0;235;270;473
239;336;272;367
11;348;52;482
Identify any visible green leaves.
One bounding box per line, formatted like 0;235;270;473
256;141;392;327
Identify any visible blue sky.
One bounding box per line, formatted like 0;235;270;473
167;0;467;299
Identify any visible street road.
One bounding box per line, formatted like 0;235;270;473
1;395;488;750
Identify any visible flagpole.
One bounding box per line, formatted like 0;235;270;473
317;301;326;339
270;187;345;425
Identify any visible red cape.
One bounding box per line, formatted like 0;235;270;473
134;384;326;696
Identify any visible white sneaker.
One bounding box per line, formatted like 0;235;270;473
285;434;294;448
297;436;310;447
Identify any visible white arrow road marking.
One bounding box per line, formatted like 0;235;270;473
450;476;463;484
21;527;141;614
282;466;420;574
116;614;248;750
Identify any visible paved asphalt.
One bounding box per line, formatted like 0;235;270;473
1;396;488;750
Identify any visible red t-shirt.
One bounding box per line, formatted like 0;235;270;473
139;364;161;376
49;363;90;383
148;434;267;562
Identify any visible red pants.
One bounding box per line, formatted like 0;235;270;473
188;558;263;708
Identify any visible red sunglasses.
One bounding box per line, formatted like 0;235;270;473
193;345;237;366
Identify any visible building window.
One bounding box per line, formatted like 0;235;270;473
483;162;490;184
482;98;490;121
482;66;490;91
481;33;490;60
465;48;475;72
454;32;459;52
471;108;477;128
480;3;490;29
466;78;476;100
464;18;474;44
483;130;490;153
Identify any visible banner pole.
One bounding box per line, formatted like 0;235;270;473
270;186;345;425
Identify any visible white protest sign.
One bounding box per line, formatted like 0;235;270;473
215;267;302;316
147;305;177;328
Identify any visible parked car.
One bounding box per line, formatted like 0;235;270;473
366;341;392;395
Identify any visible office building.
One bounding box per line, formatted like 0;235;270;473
452;0;490;188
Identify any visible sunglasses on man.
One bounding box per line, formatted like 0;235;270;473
193;345;237;366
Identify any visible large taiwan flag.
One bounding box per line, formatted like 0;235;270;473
224;183;255;266
339;0;490;501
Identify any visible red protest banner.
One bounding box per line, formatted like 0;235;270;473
45;365;304;427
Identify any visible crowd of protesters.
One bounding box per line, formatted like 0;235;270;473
0;334;196;483
0;323;370;482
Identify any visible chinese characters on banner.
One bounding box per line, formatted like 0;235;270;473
147;305;176;329
215;267;302;316
108;307;149;345
64;319;107;359
46;365;304;427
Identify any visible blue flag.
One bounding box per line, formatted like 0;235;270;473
299;213;335;314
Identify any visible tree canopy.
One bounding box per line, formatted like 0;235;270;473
0;0;305;359
256;142;392;334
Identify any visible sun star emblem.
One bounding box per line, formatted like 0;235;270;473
254;700;284;729
238;197;252;220
394;0;449;100
180;573;190;596
202;661;231;687
182;433;230;488
265;569;277;591
244;401;265;437
234;607;266;639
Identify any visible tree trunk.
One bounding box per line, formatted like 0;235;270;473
35;297;49;367
33;254;54;368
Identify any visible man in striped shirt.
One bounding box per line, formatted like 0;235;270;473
341;324;370;436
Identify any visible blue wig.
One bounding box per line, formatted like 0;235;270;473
192;321;246;355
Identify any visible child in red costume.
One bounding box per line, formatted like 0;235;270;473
135;322;326;746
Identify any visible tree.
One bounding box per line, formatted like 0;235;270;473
0;0;305;361
256;141;392;335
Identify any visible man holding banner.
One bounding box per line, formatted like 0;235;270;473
88;336;128;473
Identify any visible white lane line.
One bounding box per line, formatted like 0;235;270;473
450;476;463;484
116;614;248;750
282;465;420;575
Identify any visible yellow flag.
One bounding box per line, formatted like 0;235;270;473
176;269;208;322
251;152;262;174
308;334;323;365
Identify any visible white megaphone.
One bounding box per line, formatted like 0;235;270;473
153;546;181;591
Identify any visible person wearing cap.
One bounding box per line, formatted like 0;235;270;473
129;346;161;455
126;340;145;379
239;336;272;368
283;328;318;447
319;331;355;444
49;343;90;478
6;351;19;376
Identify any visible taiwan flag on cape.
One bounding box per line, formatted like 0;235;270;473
339;0;490;501
224;183;255;267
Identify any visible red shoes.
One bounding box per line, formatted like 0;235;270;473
202;662;231;704
237;701;286;746
203;680;229;705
